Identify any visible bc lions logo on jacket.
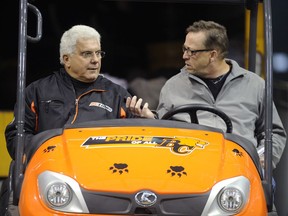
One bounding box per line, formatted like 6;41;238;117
89;102;112;112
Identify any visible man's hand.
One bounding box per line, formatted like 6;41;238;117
126;96;155;119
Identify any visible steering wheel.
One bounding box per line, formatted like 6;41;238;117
161;104;233;133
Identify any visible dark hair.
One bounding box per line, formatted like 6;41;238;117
186;20;229;59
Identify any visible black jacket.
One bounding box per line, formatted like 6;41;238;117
5;69;133;158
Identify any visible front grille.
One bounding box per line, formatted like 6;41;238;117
81;189;210;215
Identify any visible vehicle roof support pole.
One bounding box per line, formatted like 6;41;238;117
263;0;274;211
14;0;42;205
13;0;28;205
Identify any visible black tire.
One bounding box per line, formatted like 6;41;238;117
0;178;10;215
6;192;19;216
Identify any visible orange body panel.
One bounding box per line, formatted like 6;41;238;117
19;125;267;216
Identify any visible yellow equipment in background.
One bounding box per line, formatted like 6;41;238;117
0;111;13;177
245;2;265;77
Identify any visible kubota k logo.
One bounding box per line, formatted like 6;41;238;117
135;190;157;207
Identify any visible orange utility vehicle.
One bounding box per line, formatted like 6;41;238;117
19;111;266;215
4;0;276;215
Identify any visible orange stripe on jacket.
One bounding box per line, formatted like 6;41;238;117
30;101;38;132
120;107;127;118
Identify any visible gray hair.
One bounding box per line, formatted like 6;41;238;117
59;25;101;64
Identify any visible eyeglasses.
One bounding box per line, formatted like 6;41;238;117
182;46;213;56
80;50;106;59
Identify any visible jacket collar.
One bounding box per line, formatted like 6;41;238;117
183;59;248;83
56;68;108;91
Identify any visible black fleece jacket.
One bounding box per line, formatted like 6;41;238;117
5;68;134;159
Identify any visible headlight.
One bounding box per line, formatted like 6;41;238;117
47;183;72;207
201;176;250;216
218;187;243;212
38;171;89;213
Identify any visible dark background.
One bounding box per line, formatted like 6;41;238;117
0;0;287;110
1;0;247;109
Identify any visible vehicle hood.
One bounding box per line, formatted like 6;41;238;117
35;126;245;194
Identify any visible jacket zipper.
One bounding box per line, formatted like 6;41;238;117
70;89;106;124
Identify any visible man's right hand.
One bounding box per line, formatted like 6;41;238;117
126;96;155;119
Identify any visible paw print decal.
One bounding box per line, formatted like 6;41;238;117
43;145;56;153
109;163;129;174
167;166;187;177
232;149;243;157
